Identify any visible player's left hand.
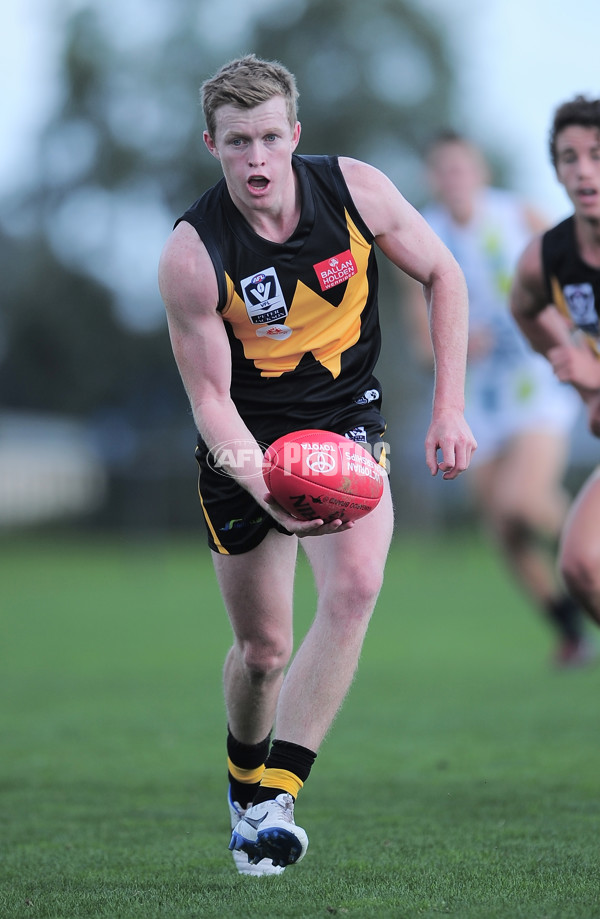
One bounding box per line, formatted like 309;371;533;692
425;410;477;480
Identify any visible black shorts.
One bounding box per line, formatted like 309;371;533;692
195;411;389;555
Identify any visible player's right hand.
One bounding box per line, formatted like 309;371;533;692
263;493;355;537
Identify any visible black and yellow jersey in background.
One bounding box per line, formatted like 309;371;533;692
542;216;600;355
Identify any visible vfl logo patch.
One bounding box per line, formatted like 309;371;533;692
241;267;288;325
313;250;357;292
563;283;599;335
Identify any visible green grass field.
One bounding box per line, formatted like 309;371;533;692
2;529;600;919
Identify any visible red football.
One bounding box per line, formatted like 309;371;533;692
262;429;385;524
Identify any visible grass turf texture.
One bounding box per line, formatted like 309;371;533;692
2;531;600;918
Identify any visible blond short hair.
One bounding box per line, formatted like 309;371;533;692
201;54;299;139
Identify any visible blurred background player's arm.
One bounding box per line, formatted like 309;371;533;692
511;234;600;435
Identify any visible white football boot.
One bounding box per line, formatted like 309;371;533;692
229;792;308;868
228;789;285;876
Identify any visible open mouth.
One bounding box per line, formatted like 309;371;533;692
578;188;598;199
248;176;269;190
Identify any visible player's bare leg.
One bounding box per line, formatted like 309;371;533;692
470;429;589;663
560;467;600;626
275;480;394;751
213;530;298;745
214;532;299;874
471;430;569;599
228;481;393;868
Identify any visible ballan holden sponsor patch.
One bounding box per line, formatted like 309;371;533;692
313;250;357;292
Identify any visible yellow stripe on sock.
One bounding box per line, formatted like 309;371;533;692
259;767;304;799
227;758;265;785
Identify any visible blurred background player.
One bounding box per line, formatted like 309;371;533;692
407;131;591;667
511;95;600;632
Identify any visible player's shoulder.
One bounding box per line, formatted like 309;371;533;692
542;215;574;250
337;157;408;233
160;220;209;273
484;186;516;206
338;156;388;187
515;231;544;277
483;186;535;227
158;219;217;304
511;232;548;309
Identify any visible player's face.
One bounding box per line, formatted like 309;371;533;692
204;96;301;216
426;143;487;221
555;125;600;220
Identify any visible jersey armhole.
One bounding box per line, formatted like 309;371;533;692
174;215;229;313
329;157;375;244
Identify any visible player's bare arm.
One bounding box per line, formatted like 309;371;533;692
511;236;572;351
159;221;254;464
339;157;476;479
511;233;600;441
159;221;351;536
512;236;600;392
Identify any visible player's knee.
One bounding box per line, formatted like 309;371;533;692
496;490;563;544
355;566;385;608
496;506;541;551
328;560;385;619
240;635;292;682
561;544;600;600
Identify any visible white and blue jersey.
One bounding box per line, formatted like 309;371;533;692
423;188;579;463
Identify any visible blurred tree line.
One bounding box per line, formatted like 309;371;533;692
0;0;463;529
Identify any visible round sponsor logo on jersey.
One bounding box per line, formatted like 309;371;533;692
256;324;293;340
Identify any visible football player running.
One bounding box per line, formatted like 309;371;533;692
512;95;600;633
159;54;476;874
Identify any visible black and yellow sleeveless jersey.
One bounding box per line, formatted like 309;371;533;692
542;216;600;352
176;154;385;437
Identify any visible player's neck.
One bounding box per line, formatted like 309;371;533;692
446;199;476;226
238;172;301;244
246;206;300;243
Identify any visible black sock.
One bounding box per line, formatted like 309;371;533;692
227;727;271;808
251;739;317;805
546;595;584;643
